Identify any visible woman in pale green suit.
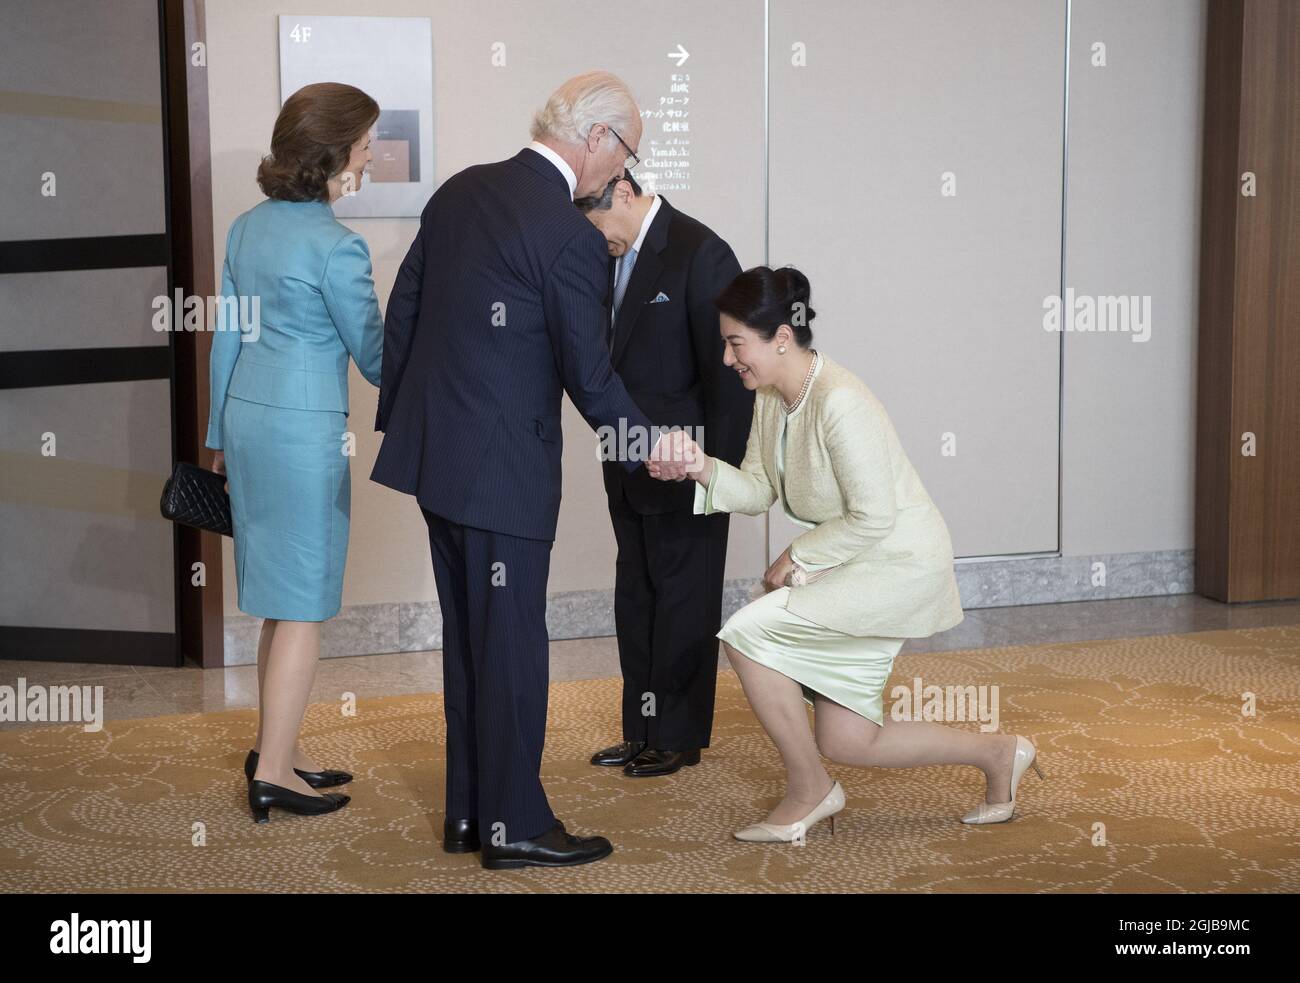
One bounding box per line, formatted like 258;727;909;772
653;266;1044;841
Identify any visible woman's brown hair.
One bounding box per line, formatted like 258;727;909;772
257;82;380;202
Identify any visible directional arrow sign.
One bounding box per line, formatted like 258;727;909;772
667;44;689;67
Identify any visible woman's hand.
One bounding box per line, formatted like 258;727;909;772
693;449;714;488
212;451;227;490
648;429;709;482
763;546;798;592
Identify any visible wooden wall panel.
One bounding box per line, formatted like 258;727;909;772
163;0;225;665
1196;0;1300;602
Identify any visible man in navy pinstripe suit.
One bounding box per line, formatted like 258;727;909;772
371;72;685;869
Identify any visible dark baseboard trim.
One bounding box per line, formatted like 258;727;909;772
0;345;171;389
0;626;180;667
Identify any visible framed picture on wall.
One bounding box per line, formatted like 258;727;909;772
278;14;433;218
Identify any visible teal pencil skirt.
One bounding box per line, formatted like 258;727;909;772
221;395;350;622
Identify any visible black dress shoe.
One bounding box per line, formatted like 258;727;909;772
445;817;567;853
248;779;350;824
590;740;646;767
244;749;352;789
480;821;612;870
623;747;701;777
443;817;481;853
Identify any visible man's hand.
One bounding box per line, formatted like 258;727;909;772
647;429;704;481
763;546;798;593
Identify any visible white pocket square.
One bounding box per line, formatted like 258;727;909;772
649;291;670;303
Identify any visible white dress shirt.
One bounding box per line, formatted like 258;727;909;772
616;193;661;287
527;140;577;200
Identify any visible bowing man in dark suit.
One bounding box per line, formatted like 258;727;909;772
371;72;688;870
575;171;755;777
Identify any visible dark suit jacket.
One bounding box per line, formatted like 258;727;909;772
603;196;755;514
370;148;654;542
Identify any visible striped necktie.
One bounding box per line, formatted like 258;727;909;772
611;247;638;332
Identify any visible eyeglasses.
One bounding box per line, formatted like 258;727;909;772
608;125;640;171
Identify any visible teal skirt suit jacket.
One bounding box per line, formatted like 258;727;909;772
205;198;383;621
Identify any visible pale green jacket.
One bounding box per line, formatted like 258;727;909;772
696;352;964;638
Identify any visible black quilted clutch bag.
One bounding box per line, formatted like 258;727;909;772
160;461;233;537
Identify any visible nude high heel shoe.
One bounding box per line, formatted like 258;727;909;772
961;735;1044;824
734;781;845;842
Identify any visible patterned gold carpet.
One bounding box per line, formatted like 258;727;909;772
2;625;1298;893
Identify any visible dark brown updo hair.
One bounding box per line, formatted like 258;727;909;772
714;265;816;347
257;82;380;201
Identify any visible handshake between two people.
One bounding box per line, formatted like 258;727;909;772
646;428;707;483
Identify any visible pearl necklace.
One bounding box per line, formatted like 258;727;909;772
783;349;819;414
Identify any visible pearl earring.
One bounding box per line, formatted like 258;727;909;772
777;345;787;354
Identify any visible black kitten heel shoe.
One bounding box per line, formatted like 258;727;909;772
244;749;352;789
248;779;350;824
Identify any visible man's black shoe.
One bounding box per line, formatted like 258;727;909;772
590;739;646;767
623;747;701;777
443;817;481;853
480;821;613;870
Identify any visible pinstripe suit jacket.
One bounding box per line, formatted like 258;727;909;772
370;148;654;541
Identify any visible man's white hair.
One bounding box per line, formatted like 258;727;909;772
530;71;639;147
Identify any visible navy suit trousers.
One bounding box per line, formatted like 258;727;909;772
422;507;557;843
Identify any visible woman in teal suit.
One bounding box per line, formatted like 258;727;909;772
206;83;383;822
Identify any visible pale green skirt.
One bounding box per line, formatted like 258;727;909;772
717;587;905;726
